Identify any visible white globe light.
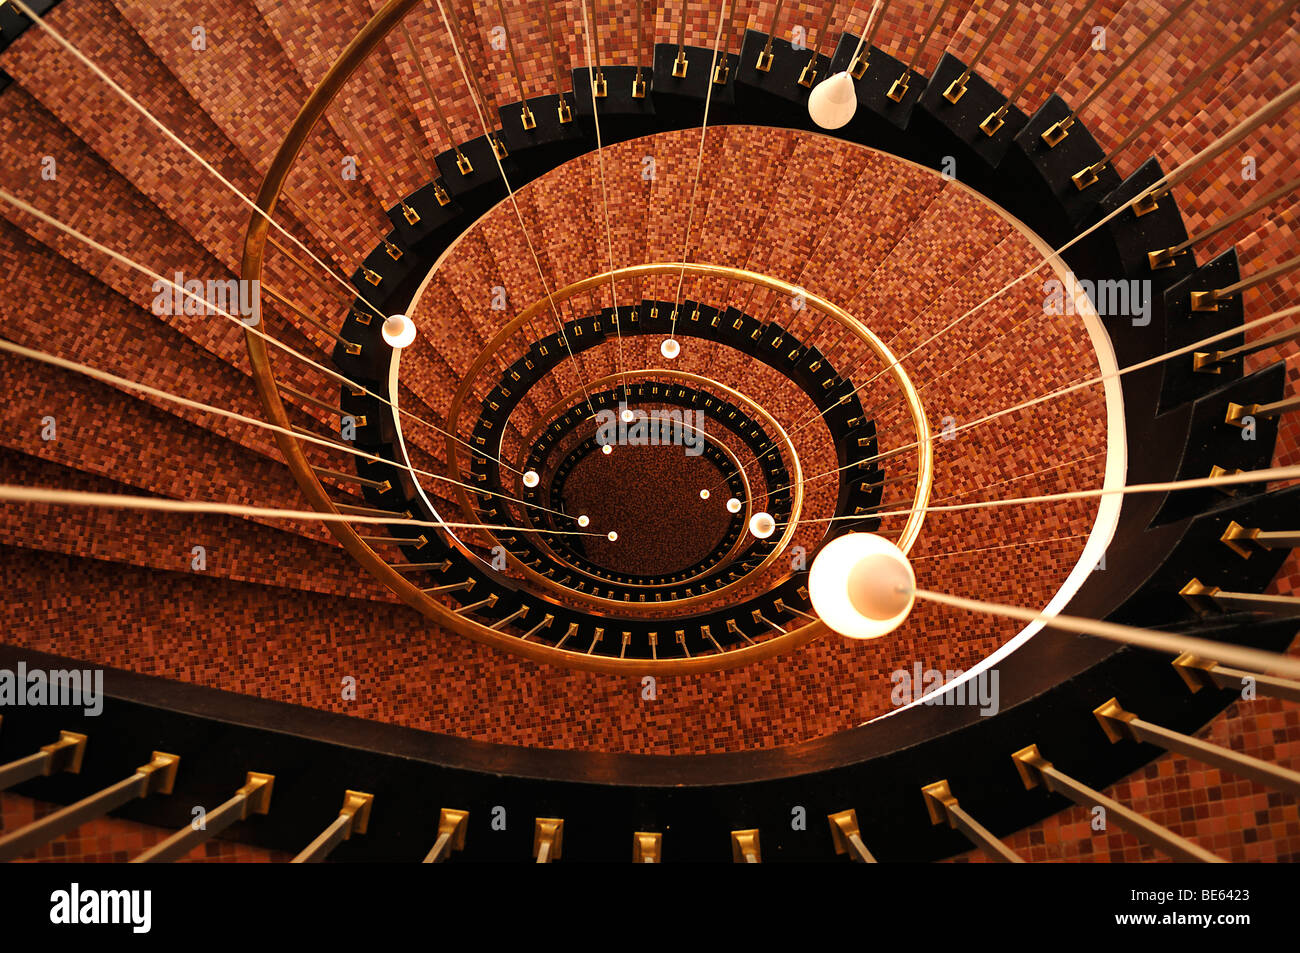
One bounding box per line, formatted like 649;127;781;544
660;338;680;360
699;489;710;500
809;533;916;640
807;71;857;130
607;531;618;542
577;515;590;528
621;408;636;423
522;469;540;488
748;512;776;539
726;497;742;513
601;443;613;455
381;313;417;348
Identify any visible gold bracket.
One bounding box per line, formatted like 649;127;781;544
41;731;88;776
1147;246;1179;269
1220;520;1259;559
979;106;1006;136
797;61;817;88
1179;577;1221;614
437;807;469;852
886;72;910;102
632;831;662;862
343;340;362;355
593;71;607;97
339;789;374;838
1010;744;1050;790
433;182;451;207
1171;652;1219;693
631;74;647;98
236;772;275;817
1071;163;1101;191
533;817;564;861
941;71;968;104
755;49;773;72
672;50;688;78
137;751;181;797
730;828;761;862
1131;189;1163;217
1092;697;1138;744
490;135;508;160
455;151;473;175
1192;350;1223;374
850;53;869;79
826;809;870;859
920;780;959;826
384;240;402;260
713;58;730;85
1190;289;1221;312
1040;116;1073;147
400;203;419;226
520;105;536;130
557;98;573;123
362;266;382;286
1224;401;1256;427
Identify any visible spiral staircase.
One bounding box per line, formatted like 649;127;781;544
0;0;1297;863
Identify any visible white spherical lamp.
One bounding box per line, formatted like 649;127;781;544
807;72;857;130
621;407;636;423
601;443;613;455
726;497;742;513
808;533;916;640
522;469;540;488
607;531;618;542
699;489;710;500
748;512;776;539
577;514;590;528
381;313;417;348
660;338;680;360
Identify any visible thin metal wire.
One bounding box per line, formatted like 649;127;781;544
912;587;1300;680
0;186;524;475
669;0;732;340
7;0;390;321
0;338;575;520
793;464;1300;526
759;79;1300;455
780;302;1300;495
432;0;598;416
0;484;604;539
910;532;1090;562
580;0;628;407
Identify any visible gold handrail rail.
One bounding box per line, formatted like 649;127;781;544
237;0;926;673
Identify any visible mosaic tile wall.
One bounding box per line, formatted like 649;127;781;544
942;652;1300;863
0;0;1294;861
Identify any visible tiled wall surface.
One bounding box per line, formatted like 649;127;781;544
0;0;1294;862
944;662;1300;863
